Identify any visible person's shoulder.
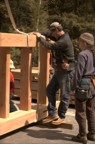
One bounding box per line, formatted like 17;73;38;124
79;49;86;54
78;50;89;60
80;49;90;55
59;33;68;40
63;33;71;41
64;32;70;37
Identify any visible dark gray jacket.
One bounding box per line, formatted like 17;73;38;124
39;33;74;70
74;49;95;89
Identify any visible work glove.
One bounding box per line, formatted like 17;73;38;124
33;32;41;37
32;32;45;39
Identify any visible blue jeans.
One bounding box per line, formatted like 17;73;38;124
46;69;71;118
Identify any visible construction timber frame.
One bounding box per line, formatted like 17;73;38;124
0;32;51;136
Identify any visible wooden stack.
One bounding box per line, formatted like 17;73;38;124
12;67;39;99
12;68;75;105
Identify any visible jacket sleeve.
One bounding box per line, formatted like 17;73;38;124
73;54;86;89
39;37;67;50
41;31;56;41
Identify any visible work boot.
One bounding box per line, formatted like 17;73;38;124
72;134;87;144
42;114;59;124
87;132;95;141
51;117;64;125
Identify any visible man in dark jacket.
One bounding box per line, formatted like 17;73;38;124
33;22;75;125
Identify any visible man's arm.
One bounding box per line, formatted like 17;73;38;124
41;31;56;41
74;54;86;88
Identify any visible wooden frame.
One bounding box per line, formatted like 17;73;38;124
0;32;73;135
0;33;50;135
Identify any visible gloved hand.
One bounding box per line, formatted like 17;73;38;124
32;32;41;38
32;32;45;39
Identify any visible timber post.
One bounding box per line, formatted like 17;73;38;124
0;32;50;135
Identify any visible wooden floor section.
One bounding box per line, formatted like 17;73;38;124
0;101;74;136
0;103;47;136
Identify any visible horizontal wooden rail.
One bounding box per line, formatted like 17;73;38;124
0;32;50;135
0;33;36;47
0;110;37;135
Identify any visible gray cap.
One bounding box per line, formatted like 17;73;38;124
49;22;62;30
80;32;94;45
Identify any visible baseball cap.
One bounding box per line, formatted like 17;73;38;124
10;59;15;69
49;22;62;31
80;32;94;45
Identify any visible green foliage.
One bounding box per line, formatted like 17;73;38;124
1;0;95;65
10;48;21;68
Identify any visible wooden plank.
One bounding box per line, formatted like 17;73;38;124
12;69;39;81
0;110;36;136
14;89;38;100
14;88;60;101
41;121;73;130
14;80;20;88
31;82;38;90
14;80;38;90
32;104;48;121
14;88;20;96
0;33;36;47
31;91;38;100
20;48;32;110
12;70;21;79
0;48;10;118
38;44;50;104
12;67;39;73
31;74;39;82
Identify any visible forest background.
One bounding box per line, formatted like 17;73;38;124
0;0;95;67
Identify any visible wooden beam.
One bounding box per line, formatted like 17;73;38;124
0;48;10;118
41;121;73;130
14;89;38;100
0;110;36;136
38;44;50;104
20;48;32;110
0;33;36;47
33;104;48;121
12;68;39;81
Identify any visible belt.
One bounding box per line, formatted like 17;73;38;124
83;75;91;78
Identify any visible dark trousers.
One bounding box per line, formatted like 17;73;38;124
46;69;71;118
10;94;18;112
75;96;95;136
